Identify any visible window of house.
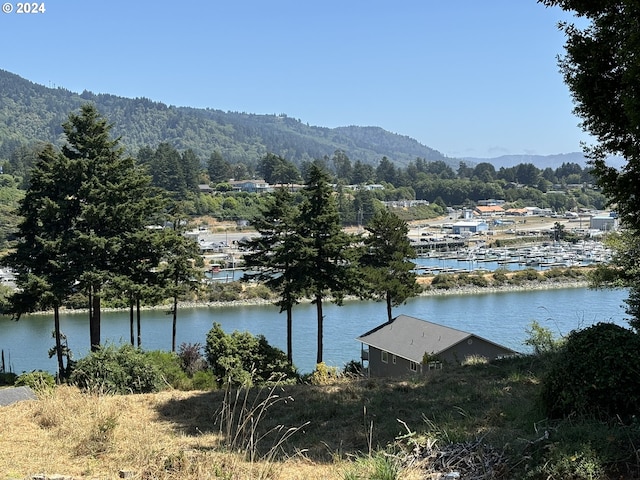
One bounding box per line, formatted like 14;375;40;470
409;361;418;372
381;351;388;363
428;361;443;370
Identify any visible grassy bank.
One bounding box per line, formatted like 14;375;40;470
2;353;638;479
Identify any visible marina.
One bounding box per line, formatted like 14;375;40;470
413;240;612;275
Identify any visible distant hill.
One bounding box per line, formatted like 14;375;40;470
465;152;626;170
0;69;452;168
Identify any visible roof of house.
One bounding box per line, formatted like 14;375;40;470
474;205;505;213
357;315;516;363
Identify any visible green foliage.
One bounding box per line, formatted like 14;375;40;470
510;268;542;284
205;322;298;386
360;209;421;321
491;269;509;285
15;370;56;391
343;450;403;480
430;273;457;289
541;323;640;420
0;372;17;385
144;350;189;389
524;320;563;355
70;344;164;394
308;362;340;385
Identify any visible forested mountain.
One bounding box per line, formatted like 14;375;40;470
0;69;450;168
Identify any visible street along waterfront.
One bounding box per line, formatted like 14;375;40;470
0;286;629;375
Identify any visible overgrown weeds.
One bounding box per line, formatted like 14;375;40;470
2;355;640;479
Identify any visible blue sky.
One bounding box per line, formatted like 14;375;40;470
1;1;586;158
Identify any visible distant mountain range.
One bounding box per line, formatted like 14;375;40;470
464;152;625;170
0;69;451;168
0;69;609;171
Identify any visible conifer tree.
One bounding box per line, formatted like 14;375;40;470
360;209;420;322
3;144;78;377
241;187;304;363
297;165;359;364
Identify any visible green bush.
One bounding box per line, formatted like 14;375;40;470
15;371;55;391
430;273;457;289
511;268;542;283
205;322;298;386
70;344;164;394
541;322;640;420
145;350;189;389
0;372;17;386
308;362;339;385
491;269;509;285
191;369;217;390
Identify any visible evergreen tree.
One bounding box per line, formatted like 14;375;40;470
241;187;304;363
61;104;164;350
159;205;203;352
2;144;78;377
297;165;359;364
207;150;232;183
541;1;640;324
360;209;421;322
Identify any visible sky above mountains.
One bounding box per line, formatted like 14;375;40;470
1;1;589;158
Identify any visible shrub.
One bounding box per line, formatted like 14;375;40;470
511;268;541;283
205;322;298;386
178;342;208;376
491;269;509;285
0;372;17;386
524;320;563;355
430;273;457;289
541;322;640;420
144;350;188;389
70;344;164;394
15;370;55;391
309;362;339;385
191;369;217;390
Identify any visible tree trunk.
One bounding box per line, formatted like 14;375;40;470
90;286;101;352
316;294;323;365
136;298;141;347
286;305;293;364
54;305;64;381
386;291;393;323
172;295;178;352
129;301;134;345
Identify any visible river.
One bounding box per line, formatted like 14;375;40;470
0;286;630;375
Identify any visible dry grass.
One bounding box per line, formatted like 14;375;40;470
0;385;339;480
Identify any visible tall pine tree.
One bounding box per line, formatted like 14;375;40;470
360;209;421;322
241;187;305;363
297;165;359;364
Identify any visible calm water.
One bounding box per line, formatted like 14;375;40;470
0;287;630;374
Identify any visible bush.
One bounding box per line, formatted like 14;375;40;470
205;322;298;386
308;362;339;385
70;344;164;394
145;350;188;389
178;342;208;376
541;322;640;420
0;372;17;386
430;273;457;289
15;371;55;391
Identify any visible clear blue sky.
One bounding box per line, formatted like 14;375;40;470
0;1;587;158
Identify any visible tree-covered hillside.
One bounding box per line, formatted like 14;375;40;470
0;69;450;168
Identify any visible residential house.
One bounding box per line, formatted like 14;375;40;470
357;315;518;377
229;179;272;193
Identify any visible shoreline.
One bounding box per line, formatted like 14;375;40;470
27;277;597;316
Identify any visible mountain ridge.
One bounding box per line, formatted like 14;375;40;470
0;69;452;168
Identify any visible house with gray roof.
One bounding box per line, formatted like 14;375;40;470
357;315;518;377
